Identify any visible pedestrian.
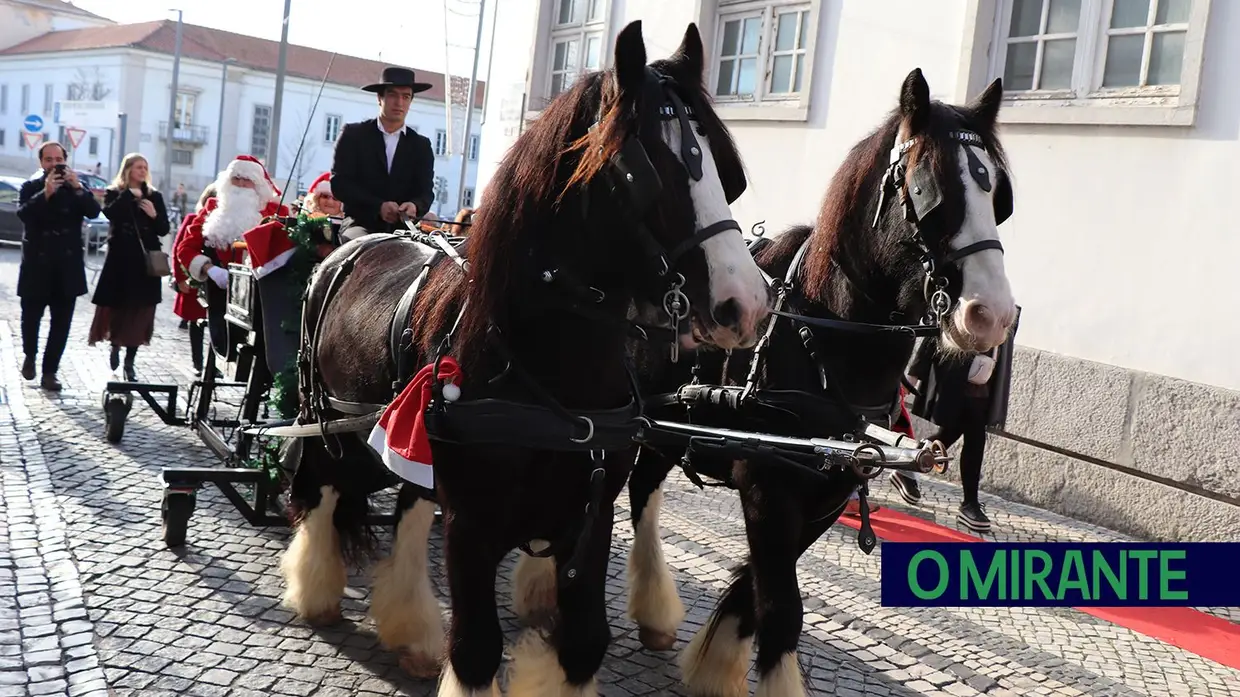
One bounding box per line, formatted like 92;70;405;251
909;311;1020;533
171;183;215;371
87;153;171;381
16;141;102;391
331;66;436;241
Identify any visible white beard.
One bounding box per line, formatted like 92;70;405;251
202;184;265;249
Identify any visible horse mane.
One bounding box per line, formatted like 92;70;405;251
415;71;612;362
800;99;1008;302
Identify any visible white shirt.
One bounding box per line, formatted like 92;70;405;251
377;120;403;173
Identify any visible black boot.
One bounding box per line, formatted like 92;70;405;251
22;356;36;381
889;471;923;505
109;345;121;371
957;501;992;532
40;373;62;391
124;347;138;382
190;322;204;374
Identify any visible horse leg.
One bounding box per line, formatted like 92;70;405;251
678;564;754;697
437;513;504;697
512;540;558;626
279;442;349;625
508;504;614;697
744;482;808;697
371;483;444;679
748;478;855;696
626;448;682;651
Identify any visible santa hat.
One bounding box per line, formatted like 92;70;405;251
242;219;297;280
367;357;462;489
308;172;332;197
224;155;281;202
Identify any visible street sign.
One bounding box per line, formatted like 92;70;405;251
66;127;87;149
21;131;42;150
54;100;118;129
23;114;44;133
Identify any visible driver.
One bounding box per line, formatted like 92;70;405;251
330;66;436;241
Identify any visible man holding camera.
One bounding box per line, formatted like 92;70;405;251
17;142;102;391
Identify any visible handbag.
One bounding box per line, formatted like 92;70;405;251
130;196;171;277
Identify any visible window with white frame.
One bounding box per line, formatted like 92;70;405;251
468;134;479;161
174;92;195;128
984;0;1210;124
709;0;818;117
324;114;342;143
547;0;607;100
43;84;53;115
435;129;448;156
462;187;474;208
20;84;30;114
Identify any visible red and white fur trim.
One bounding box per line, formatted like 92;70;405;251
366;425;435;489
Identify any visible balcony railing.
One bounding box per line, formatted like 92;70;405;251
158;122;210;146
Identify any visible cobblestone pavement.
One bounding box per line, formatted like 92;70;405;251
1;247;1238;697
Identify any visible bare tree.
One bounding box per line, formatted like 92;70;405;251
66;67;113;101
278;109;319;195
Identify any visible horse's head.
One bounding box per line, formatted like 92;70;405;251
564;21;771;351
884;69;1017;353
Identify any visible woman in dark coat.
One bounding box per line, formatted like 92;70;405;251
87;153;170;380
909;308;1020;532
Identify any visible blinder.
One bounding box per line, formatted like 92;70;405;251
587;67;745;359
873;127;1011;325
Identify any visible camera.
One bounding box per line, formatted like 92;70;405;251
53;164;68;176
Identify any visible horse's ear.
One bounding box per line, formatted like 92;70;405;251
969;77;1003;129
670;23;705;80
614;21;648;97
899;68;931;132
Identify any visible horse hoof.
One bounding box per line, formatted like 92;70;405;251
304;607;342;626
399;649;442;679
639;627;677;651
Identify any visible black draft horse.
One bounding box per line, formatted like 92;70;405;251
278;21;772;697
618;69;1019;696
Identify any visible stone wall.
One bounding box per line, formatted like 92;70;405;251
912;346;1240;542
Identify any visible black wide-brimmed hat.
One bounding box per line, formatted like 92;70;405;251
363;66;433;94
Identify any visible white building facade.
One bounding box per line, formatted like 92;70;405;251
477;0;1239;541
0;16;483;217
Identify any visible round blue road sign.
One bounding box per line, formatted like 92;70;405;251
23;114;44;133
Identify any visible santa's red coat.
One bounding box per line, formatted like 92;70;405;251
170;212;207;322
171;198;288;319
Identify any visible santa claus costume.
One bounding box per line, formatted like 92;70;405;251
173;155;288;359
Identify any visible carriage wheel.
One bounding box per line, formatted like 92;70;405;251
103;392;131;444
161;489;197;548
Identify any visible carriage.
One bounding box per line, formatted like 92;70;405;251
96;212;472;547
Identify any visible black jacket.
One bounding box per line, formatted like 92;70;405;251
17;174;102;302
909;307;1021;430
331;118;435;233
91;186;171;308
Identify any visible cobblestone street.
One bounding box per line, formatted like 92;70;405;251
2;247;1238;697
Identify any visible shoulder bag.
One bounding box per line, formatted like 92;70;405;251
130;197;171;277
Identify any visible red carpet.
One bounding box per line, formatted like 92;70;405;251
837;507;1240;671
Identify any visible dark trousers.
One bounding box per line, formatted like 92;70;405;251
928;397;989;504
21;296;77;375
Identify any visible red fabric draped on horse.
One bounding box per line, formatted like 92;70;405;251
277;21;772;696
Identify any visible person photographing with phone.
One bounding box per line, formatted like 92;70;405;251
16;141;102;391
